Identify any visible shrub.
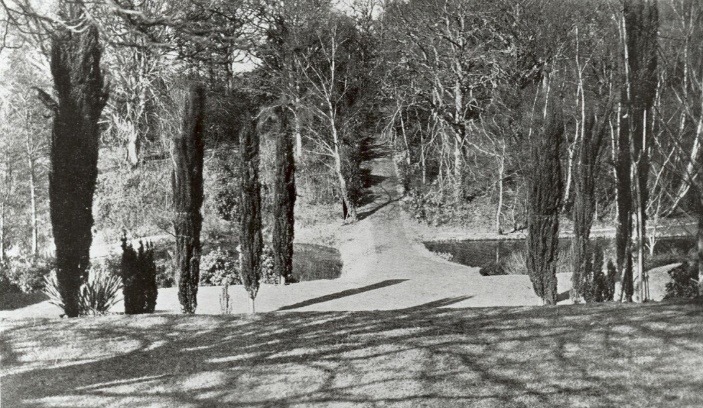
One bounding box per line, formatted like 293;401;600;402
664;262;699;300
43;267;122;316
3;257;54;293
80;267;124;316
154;256;176;288
200;245;280;286
200;247;241;286
261;244;277;284
479;262;507;276
0;263;21;295
120;238;158;314
585;246;614;302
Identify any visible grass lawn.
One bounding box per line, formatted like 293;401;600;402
2;299;702;407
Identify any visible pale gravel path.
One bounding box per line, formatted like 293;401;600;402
1;153;574;320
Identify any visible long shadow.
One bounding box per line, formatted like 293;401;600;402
359;138;389;161
357;196;401;221
363;173;388;189
400;296;473;310
278;279;408;311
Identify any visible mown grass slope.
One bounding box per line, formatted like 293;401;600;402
2;299;702;407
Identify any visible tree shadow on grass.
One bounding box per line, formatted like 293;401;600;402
2;300;703;407
278;279;408;311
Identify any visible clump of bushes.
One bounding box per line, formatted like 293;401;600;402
479;262;507;276
0;257;54;294
200;247;241;286
120;238;158;314
664;262;699;300
200;245;287;286
403;189;451;226
261;244;278;284
402;188;497;231
154;255;176;288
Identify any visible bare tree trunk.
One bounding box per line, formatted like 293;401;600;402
330;107;357;222
697;187;703;295
420;131;426;185
24;129;39;258
400;111;411;166
454;136;462;204
0;201;4;261
0;157;11;261
28;156;38;257
496;145;505;235
126;130;140;168
293;109;303;160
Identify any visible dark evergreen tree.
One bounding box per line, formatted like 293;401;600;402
120;237;158;314
239;115;263;313
272;107;296;284
526;85;564;305
571;113;608;302
172;84;205;314
49;5;108;317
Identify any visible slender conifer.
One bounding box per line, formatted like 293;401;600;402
172;84;205;314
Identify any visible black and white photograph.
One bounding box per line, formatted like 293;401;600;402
0;0;702;406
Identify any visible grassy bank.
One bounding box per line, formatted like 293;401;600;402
2;300;702;407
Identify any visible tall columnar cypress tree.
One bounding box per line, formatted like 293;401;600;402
616;0;658;302
572;114;607;302
272;107;296;284
526;86;564;305
239;115;263;313
49;6;108;318
172;84;205;314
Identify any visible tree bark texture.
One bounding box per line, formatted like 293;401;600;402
172;84;205;314
239;115;263;308
272;107;296;284
49;9;108;317
526;89;564;305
